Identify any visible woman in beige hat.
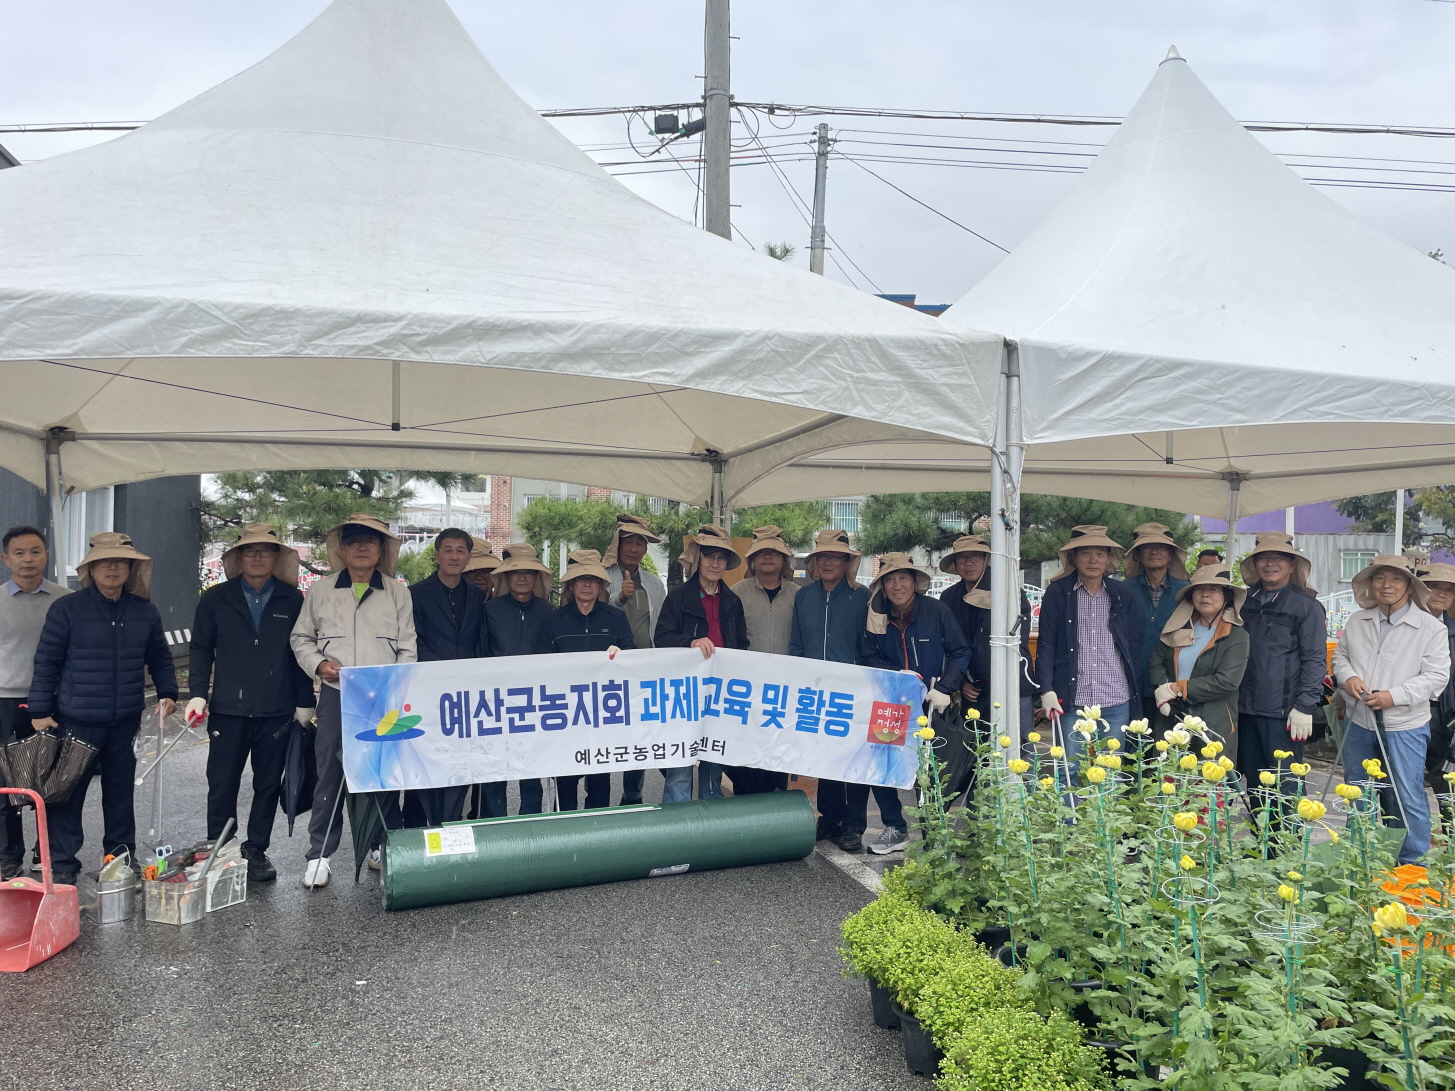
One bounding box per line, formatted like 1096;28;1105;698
1123;522;1191;709
26;532;179;885
1147;565;1249;754
539;549;636;811
1334;554;1449;864
461;540;500;596
1421;561;1455;804
290;513;416;888
480;543;557;816
1233;531;1328;804
860;553;971;854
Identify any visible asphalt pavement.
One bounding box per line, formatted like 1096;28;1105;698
0;723;921;1091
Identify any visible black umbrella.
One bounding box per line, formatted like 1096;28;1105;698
346;790;398;881
0;730;96;805
277;718;317;835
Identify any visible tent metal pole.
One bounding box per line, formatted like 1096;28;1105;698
1394;488;1405;552
44;429;67;584
1222;472;1245;557
990;341;1023;749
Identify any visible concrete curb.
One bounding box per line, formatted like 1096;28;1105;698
814;842;883;893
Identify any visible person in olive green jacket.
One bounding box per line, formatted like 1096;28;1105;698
1148;564;1250;761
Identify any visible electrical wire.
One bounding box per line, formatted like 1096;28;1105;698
835;151;1009;253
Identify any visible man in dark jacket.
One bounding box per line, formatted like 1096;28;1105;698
1122;522;1191;712
790;529;871;852
656;525;749;800
937;534;1035;721
407;528;487;827
1035;526;1141;764
187;525;314;882
861;554;971;853
539;550;635;810
479;542;556;815
1234;532;1328;803
28;533;178;885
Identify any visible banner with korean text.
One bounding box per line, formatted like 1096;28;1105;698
339;648;926;793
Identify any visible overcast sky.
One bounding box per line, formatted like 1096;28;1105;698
3;0;1452;302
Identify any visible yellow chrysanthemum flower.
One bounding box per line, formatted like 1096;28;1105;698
1200;744;1218;759
1008;759;1030;774
1289;762;1311;777
1160;781;1176;795
1180;855;1196;871
1179;754;1198;771
1155;740;1170;753
1259;771;1277;787
1172;812;1199;833
1080;704;1103;722
1049;746;1065;759
1167;728;1191;747
965;707;982;721
1086;767;1108;784
1286;871;1303;882
1278;884;1299;904
1296;798;1327;822
1217;755;1234;772
1125;718;1151;735
1273;749;1293;761
998;735;1012;748
917;715;929;728
1336;783;1364;801
1372;901;1410;936
1202;762;1226;783
1105;738;1121;752
914;727;936;740
1026;731;1041;743
1040;776;1054;789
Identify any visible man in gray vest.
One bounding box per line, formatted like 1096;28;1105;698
733;526;800;794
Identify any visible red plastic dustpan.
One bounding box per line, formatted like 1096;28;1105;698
0;787;79;971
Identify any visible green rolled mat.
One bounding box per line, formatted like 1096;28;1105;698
381;789;818;911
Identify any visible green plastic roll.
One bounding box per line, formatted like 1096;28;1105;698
381;790;818;911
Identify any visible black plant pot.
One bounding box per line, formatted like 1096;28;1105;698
993;942;1027;968
891;1002;944;1078
1069;979;1103;1032
1320;1046;1377;1091
867;979;900;1031
1086;1037;1134;1071
973;924;1010;950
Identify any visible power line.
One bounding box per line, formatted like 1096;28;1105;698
835;151;1010;253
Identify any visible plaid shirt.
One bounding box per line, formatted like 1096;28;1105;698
1147;579;1167;610
1074;580;1129;706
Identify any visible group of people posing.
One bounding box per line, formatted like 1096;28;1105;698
1;512;1451;889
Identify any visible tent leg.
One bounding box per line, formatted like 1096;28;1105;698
989;341;1024;750
44;431;66;585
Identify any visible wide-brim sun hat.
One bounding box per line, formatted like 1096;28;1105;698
938;534;991;574
1160;564;1245;646
462;541;500;574
602;513;662;567
221;523;300;586
1054;525;1125;580
866;553;930;635
1238;531;1315;593
680;524;742;580
745;525;796;573
561;548;611;588
804;528;861;586
1420;561;1455;588
490;542;553;599
77;532;153;599
1351;554;1429;610
1123;522;1189;578
324;512;402;577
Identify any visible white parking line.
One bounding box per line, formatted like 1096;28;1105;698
813;842;883;893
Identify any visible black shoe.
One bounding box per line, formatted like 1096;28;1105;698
241;846;277;882
619;797;643;807
53;872;78;886
0;860;19;882
816;820;840;842
833;832;865;854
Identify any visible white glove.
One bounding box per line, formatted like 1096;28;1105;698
1153;683;1178;708
927;690;952;715
1041;691;1062;716
1287;709;1314;742
185;697;208;725
607;645;621;660
294;707;315;727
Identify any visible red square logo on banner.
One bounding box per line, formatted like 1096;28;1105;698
869;702;910;745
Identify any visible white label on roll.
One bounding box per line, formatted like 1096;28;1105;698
648;863;690;877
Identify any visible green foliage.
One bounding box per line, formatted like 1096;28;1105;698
201;469;476;569
938;1009;1111;1091
763;241;796;261
729;501;830;549
1333;492;1425;547
915;952;1032;1043
396;544;436;586
631;497;711;589
1018;496;1200;568
516;498;624;571
840;892;931;986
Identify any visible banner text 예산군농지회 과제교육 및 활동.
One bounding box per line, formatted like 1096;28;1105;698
339;647;926;793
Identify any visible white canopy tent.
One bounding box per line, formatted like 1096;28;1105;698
0;0;1002;572
739;50;1455;730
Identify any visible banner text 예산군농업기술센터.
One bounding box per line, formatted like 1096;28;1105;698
339;647;926;793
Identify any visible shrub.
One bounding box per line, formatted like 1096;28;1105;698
915;953;1032;1045
937;1009;1111;1091
840;893;926;986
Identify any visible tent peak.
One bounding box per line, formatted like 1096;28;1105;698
1161;45;1185;64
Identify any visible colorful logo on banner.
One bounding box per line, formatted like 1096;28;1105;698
868;701;910;745
356;703;426;742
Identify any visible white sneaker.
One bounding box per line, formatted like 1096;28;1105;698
303;857;331;888
367;848;381;871
868;827;910;855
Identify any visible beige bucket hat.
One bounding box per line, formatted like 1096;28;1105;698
324;513;402;578
937;534;991;573
1053;525;1125;580
602;513;661;567
490;542;553;599
1420;561;1455;587
745;525;796;574
865;553;931;636
462;540;500;574
220;523;301;587
804;528;862;586
561;548;611;588
1160;564;1245;646
680;524;743;580
1123;522;1189;578
77;532;153;599
1238;531;1315;593
1351;554;1429;610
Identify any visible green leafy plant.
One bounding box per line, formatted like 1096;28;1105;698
937;1009;1111;1091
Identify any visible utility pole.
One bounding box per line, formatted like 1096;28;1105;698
809;123;831;274
703;0;731;240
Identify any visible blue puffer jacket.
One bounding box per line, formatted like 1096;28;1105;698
28;585;179;725
789;579;870;664
859;592;971;694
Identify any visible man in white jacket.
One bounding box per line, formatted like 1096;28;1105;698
291;513;417;888
1333;554;1450;864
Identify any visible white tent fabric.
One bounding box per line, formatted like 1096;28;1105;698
0;0;1001;498
736;51;1455;518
